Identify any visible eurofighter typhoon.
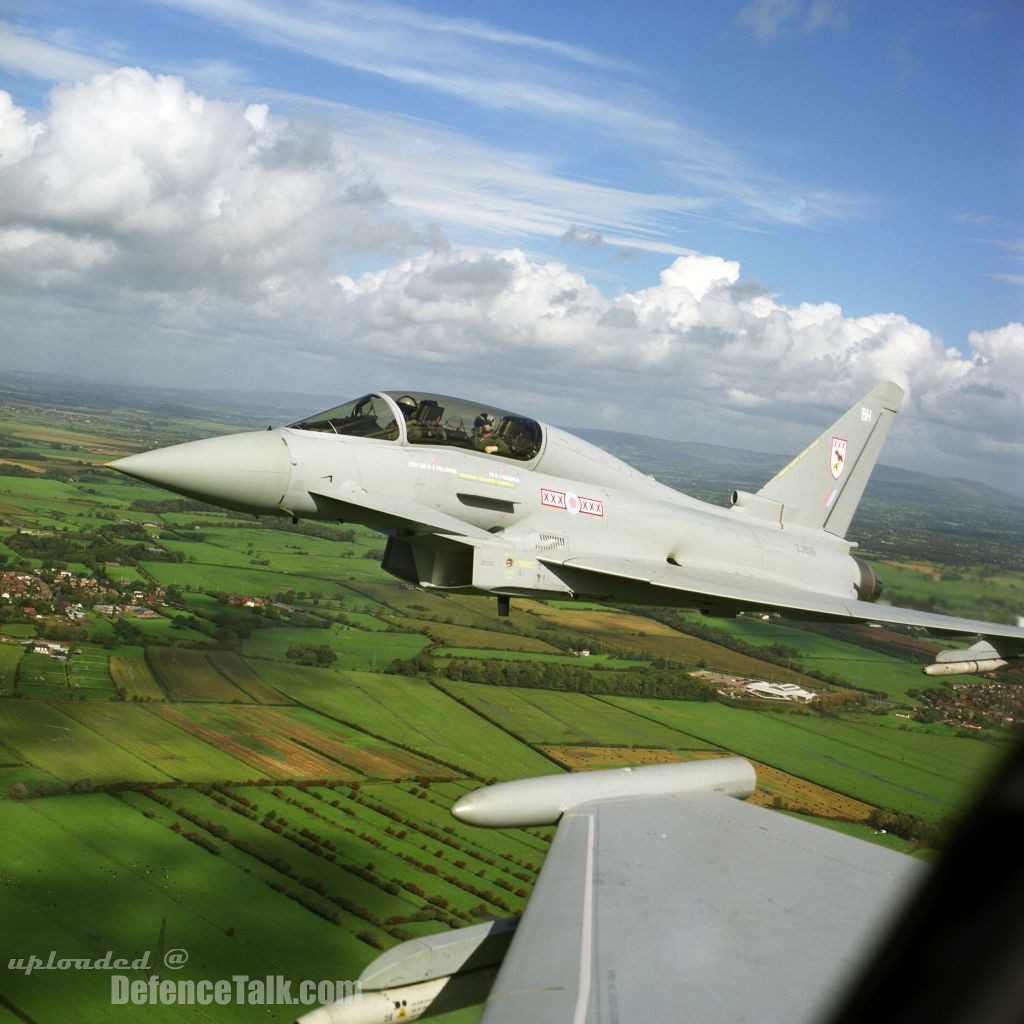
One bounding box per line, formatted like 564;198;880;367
111;384;1024;677
108;384;1024;1024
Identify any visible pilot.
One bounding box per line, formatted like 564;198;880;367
473;413;509;456
395;395;418;420
396;395;424;442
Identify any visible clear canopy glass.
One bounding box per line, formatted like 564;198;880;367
289;391;543;461
288;394;399;441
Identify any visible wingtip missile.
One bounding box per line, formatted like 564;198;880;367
923;659;1009;677
925;639;1016;676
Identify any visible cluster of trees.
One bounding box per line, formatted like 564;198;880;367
264;519;358;544
438;655;712;704
384;651;716;701
866;807;950;848
129;498;211;513
638;607;847;688
6;528;185;571
152;782;524;942
285;644;337;667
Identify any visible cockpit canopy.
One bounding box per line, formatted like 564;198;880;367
288;391;544;462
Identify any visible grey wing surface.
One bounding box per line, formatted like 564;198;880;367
541;554;1024;655
480;791;921;1024
308;487;493;539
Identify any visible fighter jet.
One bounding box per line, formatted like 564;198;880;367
109;385;1024;1024
111;383;1024;676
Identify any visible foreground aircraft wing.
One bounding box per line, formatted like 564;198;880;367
540;554;1024;670
307;760;922;1024
473;794;917;1023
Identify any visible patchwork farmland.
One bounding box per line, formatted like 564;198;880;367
2;386;1021;1023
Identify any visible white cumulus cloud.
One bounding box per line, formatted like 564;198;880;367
0;68;408;300
326;248;1022;481
0;91;44;169
0;68;1019;491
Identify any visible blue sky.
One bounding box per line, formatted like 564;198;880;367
0;0;1021;489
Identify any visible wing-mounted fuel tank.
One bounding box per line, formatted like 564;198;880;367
295;918;516;1024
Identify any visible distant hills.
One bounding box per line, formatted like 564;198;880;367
572;426;1024;571
572;424;1023;511
3;370;1020;570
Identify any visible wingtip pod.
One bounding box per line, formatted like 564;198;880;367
924;639;1014;676
452;757;756;828
923;659;1009;677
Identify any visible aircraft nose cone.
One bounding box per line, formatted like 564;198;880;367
110;430;292;514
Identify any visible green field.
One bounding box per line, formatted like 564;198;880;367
147;647;251;703
16;652;69;698
0;795;362;1023
879;562;1024;621
207;651;292;704
110;652;165;700
67;643;113;693
0;643;23;690
253;663;560;781
3;389;1020;1024
104;564;147;583
0;701;174;787
441;678;719;748
602;698;1007;820
435;647;645;668
242;624;429;672
142;561;341;597
56;703;264;781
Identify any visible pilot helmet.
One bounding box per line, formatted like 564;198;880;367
396;395;418;419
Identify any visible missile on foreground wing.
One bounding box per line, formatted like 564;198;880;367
923;639;1012;677
294;918;516;1024
293;969;497;1024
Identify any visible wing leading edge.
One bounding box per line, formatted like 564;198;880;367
539;554;1024;671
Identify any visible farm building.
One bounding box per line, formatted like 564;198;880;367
745;681;817;704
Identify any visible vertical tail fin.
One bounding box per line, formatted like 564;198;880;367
756;381;904;538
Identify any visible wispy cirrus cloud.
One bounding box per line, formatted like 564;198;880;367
142;0;871;230
955;213;1024;287
0;21;112;81
0;3;876;235
736;0;850;42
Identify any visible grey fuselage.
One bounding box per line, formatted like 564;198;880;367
113;384;871;613
284;424;864;607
